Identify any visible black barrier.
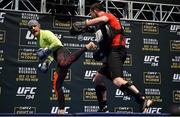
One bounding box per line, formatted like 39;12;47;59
0;11;180;114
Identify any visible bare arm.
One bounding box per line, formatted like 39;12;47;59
86;16;109;26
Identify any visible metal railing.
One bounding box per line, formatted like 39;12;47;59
0;0;180;23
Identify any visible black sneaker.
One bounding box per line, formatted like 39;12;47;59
141;99;154;112
97;106;109;112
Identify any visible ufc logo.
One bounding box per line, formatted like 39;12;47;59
85;70;96;78
146;107;162;113
144;56;159;62
170;25;180;32
125;38;131;48
173;74;180;80
26;31;36;40
0;12;5;23
83;36;96;41
115;89;124;96
17;87;36;95
51;107;70;114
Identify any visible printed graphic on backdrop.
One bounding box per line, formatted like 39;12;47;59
83;88;97;101
0;30;5;43
14;106;36;114
0;11;179;113
16;67;38;82
19;13;40;26
18;48;38;62
142;22;159;34
170;40;180;51
84;106;99;112
16;86;37;100
0;12;6;23
171;56;180;68
142;38;160;51
173;90;180;103
143;72;161;84
145;88;162;102
0;50;4;61
53;16;71;29
114;107;133;113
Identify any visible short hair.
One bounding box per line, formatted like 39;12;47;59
28;19;40;28
90;3;105;12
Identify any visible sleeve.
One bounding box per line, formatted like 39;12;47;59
46;30;63;51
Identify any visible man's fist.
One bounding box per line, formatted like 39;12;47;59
70;21;87;35
38;59;52;73
73;21;86;31
36;48;52;60
85;42;97;50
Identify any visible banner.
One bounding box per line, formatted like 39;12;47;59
0;11;179;114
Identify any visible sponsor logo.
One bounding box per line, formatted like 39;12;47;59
144;55;159;67
170;40;180;52
123;70;132;82
77;35;96;42
51;107;70;114
142;23;159;34
143;72;161;84
83;88;97;101
142;38;160;51
14;106;36;114
0;50;4;61
145;107;162;113
125;38;131;48
84;106;99;112
173;90;180;103
173;74;180;82
0;12;5;23
115;89;131;101
121;21;131;33
21;13;39;20
114;107;133;113
85;52;94;59
170;25;180;32
16;87;37;99
53;16;71;29
0;66;2;75
0;30;6;43
84;70;97;79
145;88;160;95
18;48;38;62
16;67;38;82
19;29;37;47
145;88;162;102
171;56;180;68
124;54;132;66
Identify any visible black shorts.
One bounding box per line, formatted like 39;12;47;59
98;46;127;80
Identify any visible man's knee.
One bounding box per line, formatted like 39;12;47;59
113;77;128;87
92;72;104;85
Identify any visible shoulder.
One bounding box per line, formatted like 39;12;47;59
41;30;55;36
42;30;53;34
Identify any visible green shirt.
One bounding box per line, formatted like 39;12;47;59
37;29;63;61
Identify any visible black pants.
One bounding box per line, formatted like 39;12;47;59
53;47;87;109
